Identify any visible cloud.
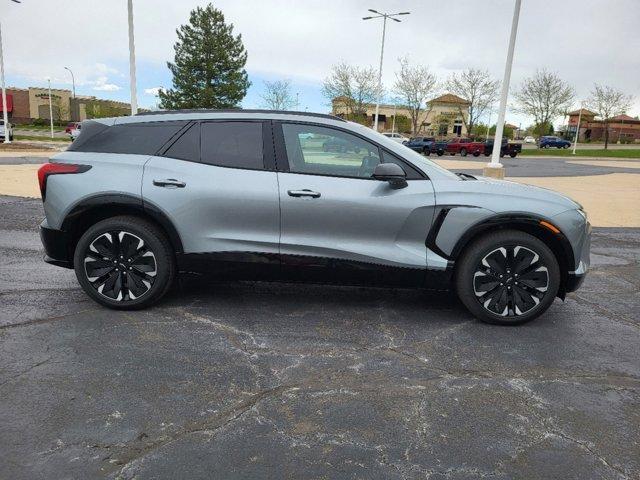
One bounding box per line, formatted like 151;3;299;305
91;76;121;91
144;87;162;96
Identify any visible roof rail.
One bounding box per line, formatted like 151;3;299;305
136;108;346;122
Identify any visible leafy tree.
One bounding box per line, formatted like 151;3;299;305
158;4;250;109
586;84;633;149
513;69;574;128
445;68;499;137
393;57;438;134
323;62;380;117
261;80;297;110
393;115;412;134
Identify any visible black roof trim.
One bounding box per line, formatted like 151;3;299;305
135;108;347;122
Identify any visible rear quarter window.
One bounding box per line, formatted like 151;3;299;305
68;121;186;155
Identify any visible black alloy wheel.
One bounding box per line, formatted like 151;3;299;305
74;216;175;309
455;230;560;325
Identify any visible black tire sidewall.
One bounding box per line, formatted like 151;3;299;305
455;230;560;325
73;216;175;310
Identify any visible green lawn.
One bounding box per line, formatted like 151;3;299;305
520;149;640;159
14;135;71;143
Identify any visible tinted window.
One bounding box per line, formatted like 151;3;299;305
282;123;381;178
68;121;185;155
163;123;200;162
201;122;264;169
381;150;424;180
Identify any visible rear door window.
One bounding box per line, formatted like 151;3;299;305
163;123;200;163
68;121;186;155
200;121;264;170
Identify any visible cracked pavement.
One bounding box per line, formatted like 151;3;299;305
0;195;639;479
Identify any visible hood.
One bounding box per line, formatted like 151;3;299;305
471;175;581;211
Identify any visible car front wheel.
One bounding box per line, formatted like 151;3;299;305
73;216;176;310
455;230;560;325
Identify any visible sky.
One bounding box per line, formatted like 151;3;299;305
1;0;639;128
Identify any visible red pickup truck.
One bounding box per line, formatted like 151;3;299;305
445;138;485;157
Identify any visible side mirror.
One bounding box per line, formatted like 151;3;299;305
372;163;408;189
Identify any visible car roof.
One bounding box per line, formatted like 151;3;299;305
93;109;347;127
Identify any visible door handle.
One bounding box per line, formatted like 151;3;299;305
287;189;321;198
153;178;186;188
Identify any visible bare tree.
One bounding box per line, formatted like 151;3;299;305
445;68;499;137
513;69;574;130
586;84;633;149
393;57;438;134
260;79;297;110
322;62;380;118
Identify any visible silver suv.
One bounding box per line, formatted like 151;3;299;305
38;110;590;325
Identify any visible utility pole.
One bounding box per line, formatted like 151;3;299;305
484;0;521;179
363;9;410;132
127;0;138;115
64;67;75;98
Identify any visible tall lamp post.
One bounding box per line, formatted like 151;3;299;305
127;0;138;115
484;0;522;179
64;67;75;98
572;104;583;155
46;77;54;139
363;9;410;132
1;0;21;144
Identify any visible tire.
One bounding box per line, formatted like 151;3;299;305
473;151;480;157
484;152;491;157
460;148;467;157
437;150;444;156
422;147;430;156
455;230;560;325
73;215;176;310
509;152;517;158
563;144;569;149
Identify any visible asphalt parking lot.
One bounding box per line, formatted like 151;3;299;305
1;194;639;479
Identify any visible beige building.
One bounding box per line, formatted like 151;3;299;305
331;93;471;137
4;86;131;124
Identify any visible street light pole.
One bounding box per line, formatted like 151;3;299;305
127;0;138;115
0;23;10;144
485;0;521;179
391;103;397;134
572;105;582;155
47;78;54;139
363;9;410;132
64;67;75;98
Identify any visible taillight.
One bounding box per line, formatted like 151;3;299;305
37;163;91;200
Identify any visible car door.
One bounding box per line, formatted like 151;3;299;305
142;120;280;261
274;121;436;284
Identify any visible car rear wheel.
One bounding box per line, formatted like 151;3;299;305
73;216;176;310
455;230;560;325
460;148;468;157
422;147;430;156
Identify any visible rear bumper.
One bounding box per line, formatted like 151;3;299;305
40;222;73;269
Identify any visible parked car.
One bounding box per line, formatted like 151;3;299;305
404;136;435;155
524;136;536;144
382;132;409;144
322;136;360;153
539;136;571;149
431;139;449;156
65;122;81;134
445;138;485;157
38;110;590;325
69;123;82;140
0;120;13;141
484;137;523;158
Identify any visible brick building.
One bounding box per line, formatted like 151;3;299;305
568;108;640;143
0;87;131;125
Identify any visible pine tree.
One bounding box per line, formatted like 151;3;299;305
158;4;250;110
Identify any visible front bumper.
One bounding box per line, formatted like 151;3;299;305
40;221;73;269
